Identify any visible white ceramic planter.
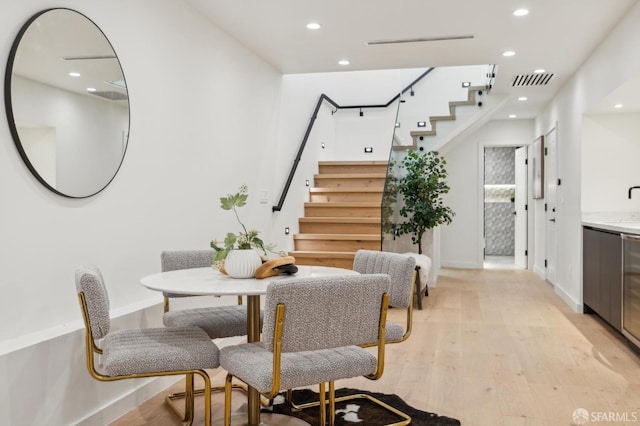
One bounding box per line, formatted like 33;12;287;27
224;249;262;278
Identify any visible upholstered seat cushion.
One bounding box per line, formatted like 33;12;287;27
385;320;405;342
163;305;254;339
103;326;219;376
220;342;377;394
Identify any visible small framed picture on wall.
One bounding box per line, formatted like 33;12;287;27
532;135;544;199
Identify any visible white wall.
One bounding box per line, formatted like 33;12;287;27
0;0;282;424
535;0;640;310
440;119;534;269
582;112;640;212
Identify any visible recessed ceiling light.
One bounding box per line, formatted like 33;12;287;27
513;8;529;17
86;87;97;92
306;22;321;30
615;104;623;109
68;72;80;77
509;114;517;118
533;68;546;74
518;97;528;101
502;50;516;57
338;59;350;66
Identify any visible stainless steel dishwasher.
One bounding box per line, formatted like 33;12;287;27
622;233;640;348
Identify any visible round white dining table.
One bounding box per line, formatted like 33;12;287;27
141;265;358;426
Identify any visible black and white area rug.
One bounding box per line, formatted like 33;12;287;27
264;388;461;426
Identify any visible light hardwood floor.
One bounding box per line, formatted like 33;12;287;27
110;268;640;425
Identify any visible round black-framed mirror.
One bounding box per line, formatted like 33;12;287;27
4;8;130;198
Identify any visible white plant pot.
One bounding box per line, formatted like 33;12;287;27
224;249;262;278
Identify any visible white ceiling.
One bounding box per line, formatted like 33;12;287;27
187;0;639;119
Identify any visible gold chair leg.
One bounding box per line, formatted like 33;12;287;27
184;373;195;425
329;381;336;426
224;373;233;426
318;383;326;426
164;373;195;426
165;381;252;422
193;370;212;426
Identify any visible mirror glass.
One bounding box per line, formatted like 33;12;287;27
5;8;129;198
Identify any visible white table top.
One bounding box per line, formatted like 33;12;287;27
140;265;358;296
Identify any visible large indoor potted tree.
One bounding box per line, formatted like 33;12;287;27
395;150;455;254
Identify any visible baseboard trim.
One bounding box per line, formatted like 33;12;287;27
533;265;546;279
76;376;180;425
554;284;581;313
441;261;482;269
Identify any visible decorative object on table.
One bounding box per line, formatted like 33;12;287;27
395;150;455;254
254;256;297;279
222;248;263;278
211;185;284;278
266;388;461;426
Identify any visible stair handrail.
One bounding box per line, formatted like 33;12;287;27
272;67;435;212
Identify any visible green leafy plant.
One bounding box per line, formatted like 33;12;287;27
210;185;277;265
395;150;455;254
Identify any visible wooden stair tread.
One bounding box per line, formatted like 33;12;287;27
450;100;475;107
318;161;388;166
294;160;386;268
304;202;381;207
310;187;383;193
430;115;456;121
314;173;387;178
409;129;436;137
299;217;381;223
290;251;357;258
293;234;380;240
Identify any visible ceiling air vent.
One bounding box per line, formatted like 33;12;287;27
90;91;128;101
512;73;554;87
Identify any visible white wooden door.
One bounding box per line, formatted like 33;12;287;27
545;128;558;285
515;147;528;269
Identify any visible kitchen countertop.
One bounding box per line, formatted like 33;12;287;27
582;216;640;234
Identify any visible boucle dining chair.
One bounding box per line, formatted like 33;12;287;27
220;274;392;426
160;249;256;421
288;250;416;424
75;265;219;426
161;250;249;338
353;249;417;345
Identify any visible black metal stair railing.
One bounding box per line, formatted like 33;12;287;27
272;68;435;212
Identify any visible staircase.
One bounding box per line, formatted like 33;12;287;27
290;161;387;269
393;85;489;152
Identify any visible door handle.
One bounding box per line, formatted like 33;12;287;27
549;218;556;223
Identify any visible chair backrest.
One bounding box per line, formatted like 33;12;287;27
75;265;111;340
161;250;214;272
261;274;390;353
353;250;416;309
160;250;215;301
